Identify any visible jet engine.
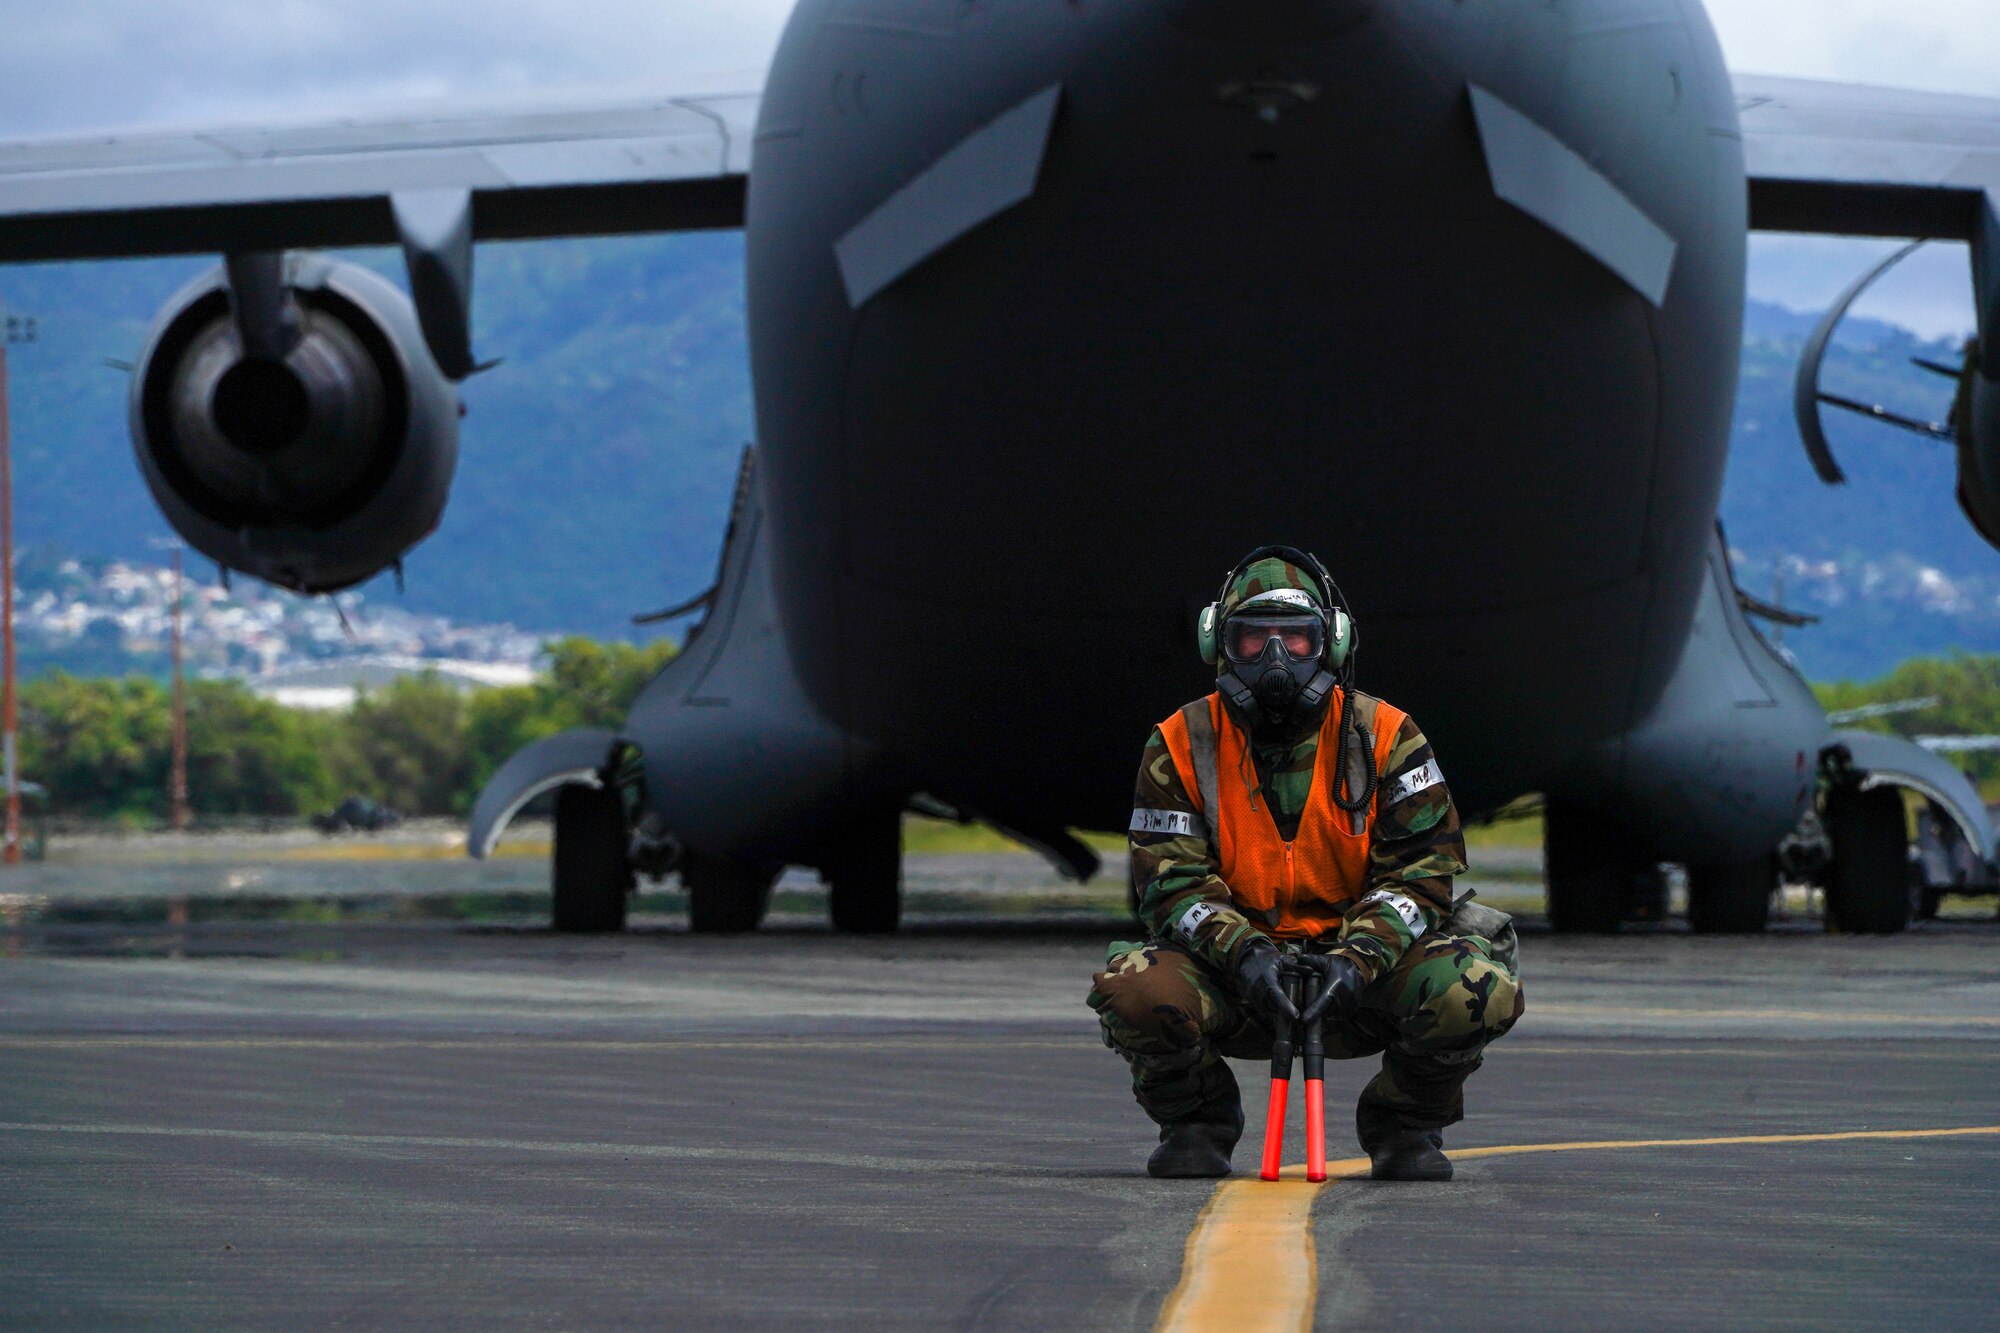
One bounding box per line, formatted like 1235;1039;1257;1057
1793;241;2000;554
129;252;459;594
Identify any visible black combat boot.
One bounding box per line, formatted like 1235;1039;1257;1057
1356;1053;1465;1182
1147;1087;1245;1179
1366;1129;1452;1182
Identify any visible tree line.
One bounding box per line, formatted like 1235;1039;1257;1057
18;637;677;823
19;645;2000;824
1815;652;2000;784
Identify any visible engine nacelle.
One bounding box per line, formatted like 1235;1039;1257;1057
129;253;459;594
1955;360;2000;548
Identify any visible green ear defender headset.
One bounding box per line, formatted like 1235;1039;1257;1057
1197;543;1356;678
1199;545;1375;813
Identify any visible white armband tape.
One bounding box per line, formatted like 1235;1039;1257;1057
1357;890;1427;939
1175;901;1219;945
1131;808;1197;836
1387;758;1444;804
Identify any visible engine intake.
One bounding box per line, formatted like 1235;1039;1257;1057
130;253;459;594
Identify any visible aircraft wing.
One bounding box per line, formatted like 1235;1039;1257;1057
9;73;1991;257
0;86;759;264
1737;73;2000;239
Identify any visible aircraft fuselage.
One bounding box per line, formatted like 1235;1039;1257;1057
732;0;1767;850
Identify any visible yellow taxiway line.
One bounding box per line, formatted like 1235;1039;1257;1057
1154;1125;2000;1332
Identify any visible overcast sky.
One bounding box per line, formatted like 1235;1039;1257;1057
0;0;1992;334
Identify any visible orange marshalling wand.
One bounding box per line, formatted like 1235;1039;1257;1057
1260;962;1329;1182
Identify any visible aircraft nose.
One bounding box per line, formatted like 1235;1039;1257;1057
1163;0;1375;41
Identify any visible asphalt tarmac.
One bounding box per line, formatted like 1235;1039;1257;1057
3;914;1998;1330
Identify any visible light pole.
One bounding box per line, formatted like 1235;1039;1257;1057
1;307;35;866
151;538;190;831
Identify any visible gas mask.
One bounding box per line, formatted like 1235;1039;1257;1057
1216;613;1336;728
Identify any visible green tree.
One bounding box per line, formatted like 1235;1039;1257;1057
18;636;681;822
335;673;475;816
18;673;170;819
461;636;678;804
184;680;341;816
1815;653;2000;782
540;635;679;728
19;672;342;820
462;681;564;800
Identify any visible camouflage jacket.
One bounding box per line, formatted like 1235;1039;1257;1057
1130;691;1469;982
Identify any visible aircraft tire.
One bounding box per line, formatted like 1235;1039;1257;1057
551;784;632;933
1542;802;1632;935
1685;855;1777;934
824;816;902;935
684;854;777;934
1824;785;1911;934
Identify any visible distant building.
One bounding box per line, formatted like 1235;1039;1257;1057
16;549;551;681
244;655;539;711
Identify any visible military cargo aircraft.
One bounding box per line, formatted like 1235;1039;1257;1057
3;0;1998;935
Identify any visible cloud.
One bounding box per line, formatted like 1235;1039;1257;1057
8;1;1995;139
1706;0;1998;333
1;1;1990;338
1706;0;2000;96
0;0;794;135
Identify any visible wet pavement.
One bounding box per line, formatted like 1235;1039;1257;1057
2;904;1997;1329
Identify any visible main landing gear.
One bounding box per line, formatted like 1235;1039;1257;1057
549;791;907;936
1684;855;1778;935
1822;783;1911;934
819;814;904;935
1544;783;1919;936
677;814;903;934
551;784;633;933
683;853;780;934
1543;803;1778;935
1542;803;1652;935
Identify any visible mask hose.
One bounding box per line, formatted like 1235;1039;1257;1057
1330;687;1376;816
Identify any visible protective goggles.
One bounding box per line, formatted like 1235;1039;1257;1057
1223;615;1323;664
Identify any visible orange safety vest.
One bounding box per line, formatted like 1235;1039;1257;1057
1157;688;1404;941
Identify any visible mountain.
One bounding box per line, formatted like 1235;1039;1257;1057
1725;302;1993;679
1;235;751;640
0;238;1993;680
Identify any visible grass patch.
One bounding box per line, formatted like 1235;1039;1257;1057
281;838;549;862
901;816;1122;856
1464;813;1543;851
900;818;1029;854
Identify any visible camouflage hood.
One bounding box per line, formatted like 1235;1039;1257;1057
1218;556;1326;623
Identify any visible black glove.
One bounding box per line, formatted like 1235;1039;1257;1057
1230;940;1298;1026
1298;954;1366;1026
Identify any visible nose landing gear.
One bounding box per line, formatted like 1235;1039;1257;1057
551;784;634;933
820;814;904;935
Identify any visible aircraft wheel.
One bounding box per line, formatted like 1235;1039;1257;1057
1543;802;1631;934
1824;785;1910;934
551;784;632;933
823;815;903;935
683;853;777;933
1685;855;1777;934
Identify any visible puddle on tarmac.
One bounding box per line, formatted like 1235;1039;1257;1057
0;871;1143;958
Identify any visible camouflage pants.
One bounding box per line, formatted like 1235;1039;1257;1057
1087;928;1524;1149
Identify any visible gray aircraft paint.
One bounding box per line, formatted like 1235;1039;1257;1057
5;2;2000;890
718;0;1762;859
